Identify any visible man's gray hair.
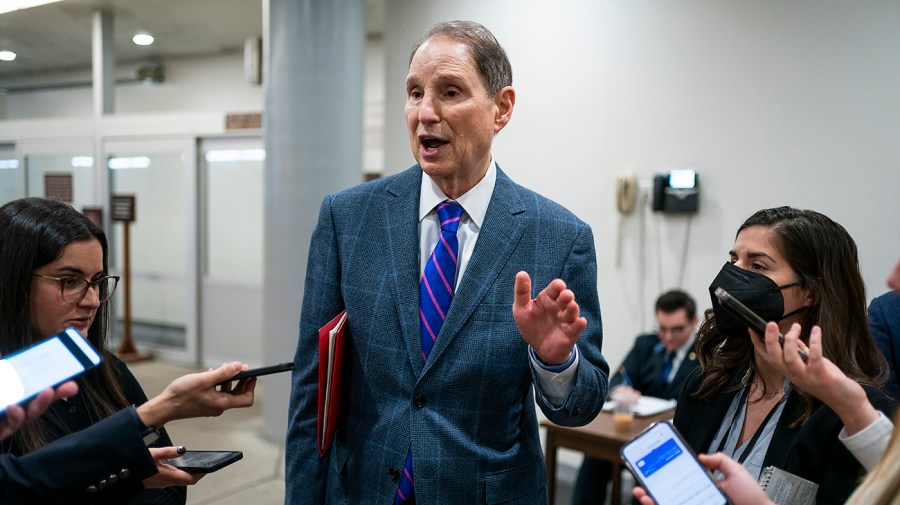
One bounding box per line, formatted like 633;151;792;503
409;20;513;97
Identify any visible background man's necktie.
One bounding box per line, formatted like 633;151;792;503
395;201;464;505
661;351;675;384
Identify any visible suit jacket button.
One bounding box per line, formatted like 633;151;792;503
86;485;98;494
108;473;119;484
573;407;582;416
97;479;108;489
389;467;401;481
119;468;131;479
413;395;426;408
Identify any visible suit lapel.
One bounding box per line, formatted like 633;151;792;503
422;168;526;374
668;345;699;397
385;168;426;375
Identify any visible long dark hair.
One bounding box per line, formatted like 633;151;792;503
695;206;887;425
0;197;129;453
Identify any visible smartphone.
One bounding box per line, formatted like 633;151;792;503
217;362;294;386
621;421;727;505
714;287;809;363
0;327;102;416
162;450;243;473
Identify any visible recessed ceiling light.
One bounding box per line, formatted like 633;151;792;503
0;51;16;61
133;33;155;46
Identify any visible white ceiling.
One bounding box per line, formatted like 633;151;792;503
0;0;384;82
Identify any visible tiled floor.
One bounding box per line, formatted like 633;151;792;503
130;359;585;504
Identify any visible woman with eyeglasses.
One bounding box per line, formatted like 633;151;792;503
0;197;186;504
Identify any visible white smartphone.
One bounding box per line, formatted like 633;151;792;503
620;420;727;505
0;327;102;415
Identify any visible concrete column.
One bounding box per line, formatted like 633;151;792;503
261;0;366;442
91;10;113;208
92;10;114;116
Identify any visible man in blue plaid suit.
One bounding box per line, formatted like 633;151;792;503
286;20;609;505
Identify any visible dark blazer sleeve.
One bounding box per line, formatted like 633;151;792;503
0;407;158;504
109;357;186;505
783;386;897;505
869;291;900;399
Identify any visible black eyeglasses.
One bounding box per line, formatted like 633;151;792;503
32;274;120;304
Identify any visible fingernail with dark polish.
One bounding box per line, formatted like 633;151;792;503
176;445;187;455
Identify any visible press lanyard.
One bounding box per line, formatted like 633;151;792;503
715;385;787;465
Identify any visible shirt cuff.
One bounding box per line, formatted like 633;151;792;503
839;411;893;471
529;347;579;407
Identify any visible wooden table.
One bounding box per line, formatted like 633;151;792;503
542;410;674;505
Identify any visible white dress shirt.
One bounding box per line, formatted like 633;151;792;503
418;157;578;407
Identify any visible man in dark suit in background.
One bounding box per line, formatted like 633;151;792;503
285;21;609;505
869;289;900;399
572;290;700;505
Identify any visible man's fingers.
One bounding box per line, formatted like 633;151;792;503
513;271;533;310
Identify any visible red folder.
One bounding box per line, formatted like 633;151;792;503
317;310;347;457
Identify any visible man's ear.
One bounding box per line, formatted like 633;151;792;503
493;86;515;133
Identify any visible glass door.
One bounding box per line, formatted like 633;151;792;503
198;137;264;367
105;138;197;363
0;144;22;204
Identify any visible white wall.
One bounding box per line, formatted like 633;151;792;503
4;52;263;119
384;0;900;377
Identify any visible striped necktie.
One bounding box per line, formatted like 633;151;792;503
395;201;464;505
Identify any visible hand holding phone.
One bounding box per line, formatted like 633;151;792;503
621;421;727;505
216;362;294;386
0;327;101;416
162;450;243;473
714;287;809;363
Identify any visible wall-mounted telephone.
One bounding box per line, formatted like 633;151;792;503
652;169;699;214
616;174;638;215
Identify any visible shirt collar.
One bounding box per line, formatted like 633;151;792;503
418;156;496;229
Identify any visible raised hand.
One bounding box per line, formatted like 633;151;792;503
512;271;586;365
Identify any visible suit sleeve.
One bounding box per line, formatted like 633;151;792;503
531;223;610;426
869;293;900;399
110;357;186;505
0;407;157;504
285;196;343;505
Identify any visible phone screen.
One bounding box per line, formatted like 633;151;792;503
0;328;101;414
621;421;726;505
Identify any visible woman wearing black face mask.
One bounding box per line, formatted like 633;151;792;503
670;207;895;505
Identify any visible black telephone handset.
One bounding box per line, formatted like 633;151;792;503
714;287;809;363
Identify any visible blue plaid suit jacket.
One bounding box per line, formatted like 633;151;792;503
285;166;609;504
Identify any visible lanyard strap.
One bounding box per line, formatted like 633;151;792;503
716;385;787;465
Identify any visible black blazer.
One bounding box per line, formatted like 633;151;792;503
609;334;700;400
675;370;897;505
0;407;158;504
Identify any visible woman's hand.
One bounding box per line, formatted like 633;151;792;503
143;447;204;488
753;322;876;435
1;381;78;441
137;362;256;428
632;453;774;505
698;453;773;505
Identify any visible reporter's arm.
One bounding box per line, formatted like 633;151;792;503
136;362;256;428
0;407;157;503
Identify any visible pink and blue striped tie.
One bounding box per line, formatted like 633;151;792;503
395;201;464;505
